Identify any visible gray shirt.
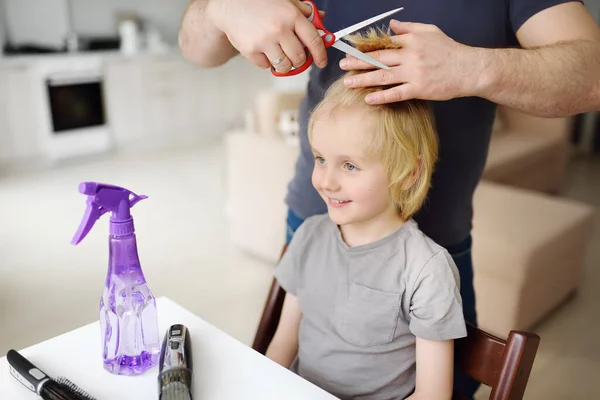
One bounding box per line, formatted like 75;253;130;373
274;214;467;400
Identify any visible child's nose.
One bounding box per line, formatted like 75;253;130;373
321;168;341;192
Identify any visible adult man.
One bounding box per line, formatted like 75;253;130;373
179;0;599;397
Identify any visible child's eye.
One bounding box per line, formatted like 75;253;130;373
315;156;325;164
344;162;357;171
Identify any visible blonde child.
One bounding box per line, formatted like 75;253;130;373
266;31;467;400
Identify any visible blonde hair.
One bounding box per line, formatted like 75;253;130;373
308;29;438;221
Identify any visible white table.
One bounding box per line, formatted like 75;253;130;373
0;297;338;399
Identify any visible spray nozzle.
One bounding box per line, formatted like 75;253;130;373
71;182;148;245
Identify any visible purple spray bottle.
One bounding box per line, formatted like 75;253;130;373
72;182;161;376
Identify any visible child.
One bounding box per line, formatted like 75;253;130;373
266;30;467;400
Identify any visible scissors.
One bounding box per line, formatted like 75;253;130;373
271;1;404;77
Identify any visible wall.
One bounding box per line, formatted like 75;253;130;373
0;0;4;51
0;0;189;47
69;0;600;42
2;0;598;49
3;0;70;48
70;0;189;44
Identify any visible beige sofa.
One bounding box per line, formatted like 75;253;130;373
225;90;306;262
472;181;596;337
225;130;299;262
224;90;596;337
483;106;573;194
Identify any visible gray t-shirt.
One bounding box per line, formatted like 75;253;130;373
274;214;467;400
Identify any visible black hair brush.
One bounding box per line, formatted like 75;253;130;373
7;349;97;400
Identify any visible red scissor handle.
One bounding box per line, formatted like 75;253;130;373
271;0;336;77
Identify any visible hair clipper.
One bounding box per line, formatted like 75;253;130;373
158;324;193;400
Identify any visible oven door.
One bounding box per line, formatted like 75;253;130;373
41;70;112;161
46;73;107;133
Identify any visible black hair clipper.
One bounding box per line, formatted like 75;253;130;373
158;324;193;400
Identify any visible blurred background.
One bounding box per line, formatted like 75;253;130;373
0;1;598;399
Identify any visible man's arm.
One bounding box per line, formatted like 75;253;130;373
475;2;600;117
406;338;455;400
178;0;239;67
341;2;600;117
179;0;327;72
265;293;302;368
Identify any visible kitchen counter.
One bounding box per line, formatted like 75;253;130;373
0;48;185;68
0;43;275;168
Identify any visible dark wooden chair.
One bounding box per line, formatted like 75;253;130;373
252;245;541;400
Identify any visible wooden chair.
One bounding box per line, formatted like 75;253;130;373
252;245;541;400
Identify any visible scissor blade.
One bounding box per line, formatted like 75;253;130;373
333;7;404;40
332;40;391;70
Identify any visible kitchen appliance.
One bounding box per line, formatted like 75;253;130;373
32;57;113;161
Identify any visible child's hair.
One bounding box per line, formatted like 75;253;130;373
308;29;439;221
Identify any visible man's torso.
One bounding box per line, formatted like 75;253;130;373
286;0;518;247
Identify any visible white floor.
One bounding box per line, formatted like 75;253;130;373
1;138;599;399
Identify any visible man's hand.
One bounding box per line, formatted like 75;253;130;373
340;3;600;116
207;0;327;73
339;19;479;105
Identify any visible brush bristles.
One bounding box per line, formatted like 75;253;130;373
41;378;97;400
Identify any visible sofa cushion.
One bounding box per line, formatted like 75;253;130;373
496;106;573;136
483;130;568;177
225;130;300;262
472;181;596;284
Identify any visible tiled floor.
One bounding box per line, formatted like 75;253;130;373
0;139;598;398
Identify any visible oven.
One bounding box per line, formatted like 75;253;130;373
46;72;107;133
36;59;112;161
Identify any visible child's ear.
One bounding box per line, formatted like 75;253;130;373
402;156;422;191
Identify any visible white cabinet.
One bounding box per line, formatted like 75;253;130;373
0;70;9;162
103;60;144;147
105;56;228;149
0;65;41;164
139;59;183;141
0;52;275;164
104;54;274;150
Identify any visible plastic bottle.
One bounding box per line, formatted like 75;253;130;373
72;182;160;376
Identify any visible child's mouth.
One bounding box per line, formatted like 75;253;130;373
328;198;352;208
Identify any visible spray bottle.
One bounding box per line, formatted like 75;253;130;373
72;182;161;376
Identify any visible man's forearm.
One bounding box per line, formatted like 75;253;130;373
473;39;600;117
178;0;239;67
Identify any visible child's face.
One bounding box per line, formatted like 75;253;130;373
310;106;397;227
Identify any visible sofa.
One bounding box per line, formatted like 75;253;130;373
224;89;597;337
472;181;595;336
482;106;573;194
